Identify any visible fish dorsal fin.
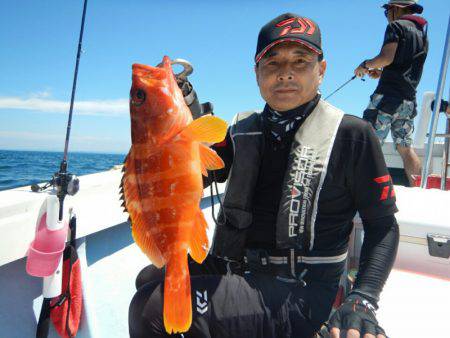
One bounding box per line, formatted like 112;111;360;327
199;143;224;177
180;115;227;143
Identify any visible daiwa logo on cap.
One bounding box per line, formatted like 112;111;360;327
276;17;316;37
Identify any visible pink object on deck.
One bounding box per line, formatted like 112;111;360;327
26;212;68;277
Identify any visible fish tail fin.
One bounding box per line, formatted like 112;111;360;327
180;115;227;144
163;251;192;334
189;211;209;264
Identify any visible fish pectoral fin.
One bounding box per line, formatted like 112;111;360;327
199;143;225;175
200;162;208;177
189;211;209;264
180;115;227;143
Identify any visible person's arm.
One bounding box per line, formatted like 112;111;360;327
329;122;399;338
351;215;399;303
365;42;398;70
354;22;401;78
329;215;399;338
355;43;398;78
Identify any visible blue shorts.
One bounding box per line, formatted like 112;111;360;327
363;94;417;148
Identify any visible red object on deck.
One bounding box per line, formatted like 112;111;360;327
50;245;82;338
412;175;450;190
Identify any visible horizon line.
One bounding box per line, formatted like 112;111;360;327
0;147;127;156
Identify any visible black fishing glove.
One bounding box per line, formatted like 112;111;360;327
328;293;386;337
176;78;213;119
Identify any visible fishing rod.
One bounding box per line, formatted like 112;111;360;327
53;0;90;220
324;75;365;101
31;0;90;203
34;1;89;337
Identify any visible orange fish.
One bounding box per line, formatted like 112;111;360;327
121;56;227;333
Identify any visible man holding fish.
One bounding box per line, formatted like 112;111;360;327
128;12;399;338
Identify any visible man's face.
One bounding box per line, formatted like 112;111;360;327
255;42;326;112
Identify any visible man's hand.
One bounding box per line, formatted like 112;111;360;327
328;294;386;338
354;61;369;78
368;69;382;79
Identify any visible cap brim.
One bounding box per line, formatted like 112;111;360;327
255;38;322;63
382;3;423;13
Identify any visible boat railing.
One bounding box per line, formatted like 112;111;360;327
421;15;450;190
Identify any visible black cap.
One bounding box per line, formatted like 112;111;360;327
255;13;322;63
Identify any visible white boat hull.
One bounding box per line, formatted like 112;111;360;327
1;166;449;337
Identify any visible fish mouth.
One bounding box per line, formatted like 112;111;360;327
132;63;169;82
132;56;172;74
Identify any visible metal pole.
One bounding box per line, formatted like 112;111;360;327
441;95;450;190
421;16;450;188
441;85;450;190
441;119;449;189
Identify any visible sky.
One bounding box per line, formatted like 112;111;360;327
1;0;449;154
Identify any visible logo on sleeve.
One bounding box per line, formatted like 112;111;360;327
373;175;395;201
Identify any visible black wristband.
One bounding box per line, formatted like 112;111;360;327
349;289;379;308
360;60;369;70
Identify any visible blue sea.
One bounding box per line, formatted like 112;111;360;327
0;149;126;191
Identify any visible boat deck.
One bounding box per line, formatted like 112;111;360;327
0;157;449;337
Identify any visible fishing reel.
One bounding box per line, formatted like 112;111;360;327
31;178;55;193
54;171;80;197
31;172;79;196
171;58;214;119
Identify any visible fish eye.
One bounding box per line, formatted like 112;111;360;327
131;89;146;106
136;90;145;100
